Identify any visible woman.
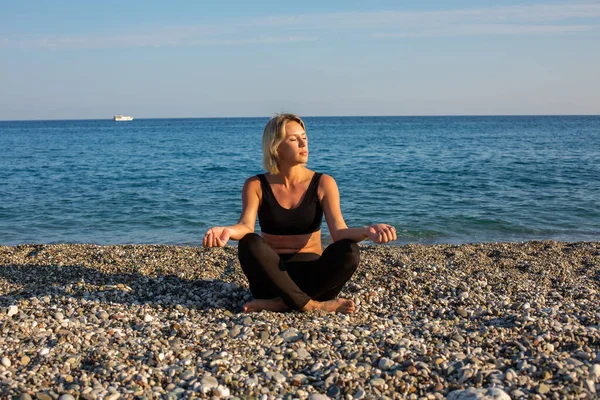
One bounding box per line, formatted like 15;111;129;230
203;113;396;313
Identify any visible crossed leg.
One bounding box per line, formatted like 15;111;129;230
237;233;359;314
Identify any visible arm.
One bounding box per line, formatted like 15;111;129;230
203;176;260;247
321;174;397;244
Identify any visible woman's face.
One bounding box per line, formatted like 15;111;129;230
277;121;308;166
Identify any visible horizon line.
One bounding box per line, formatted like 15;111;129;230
1;113;599;122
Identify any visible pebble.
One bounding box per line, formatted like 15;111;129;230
296;347;311;360
378;357;394;370
0;242;598;399
456;307;468;318
230;325;242;337
537;383;550;395
370;377;386;388
201;376;219;393
215;386;230;397
591;364;600;382
327;386;341;397
7;305;19;316
447;388;510;400
309;394;330;400
281;327;302;342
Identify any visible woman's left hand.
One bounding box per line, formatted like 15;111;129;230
366;224;397;244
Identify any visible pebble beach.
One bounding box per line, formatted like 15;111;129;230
1;241;600;399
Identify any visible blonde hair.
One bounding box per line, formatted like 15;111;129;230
262;113;306;174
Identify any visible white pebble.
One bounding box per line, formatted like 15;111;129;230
214;385;230;397
378;357;394;370
39;348;50;356
309;394;330;400
1;357;11;368
143;314;154;322
7;305;18;317
591;364;600;382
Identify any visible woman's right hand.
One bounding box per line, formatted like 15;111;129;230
203;226;232;247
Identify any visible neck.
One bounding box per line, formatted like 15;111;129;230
272;165;309;187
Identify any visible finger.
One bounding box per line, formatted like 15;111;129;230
378;232;384;244
383;226;395;242
216;237;225;247
384;227;395;242
381;230;391;243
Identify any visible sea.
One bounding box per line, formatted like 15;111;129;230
1;116;599;246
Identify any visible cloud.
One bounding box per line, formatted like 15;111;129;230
2;34;317;50
372;24;596;38
1;2;599;50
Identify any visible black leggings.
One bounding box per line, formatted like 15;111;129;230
238;233;360;310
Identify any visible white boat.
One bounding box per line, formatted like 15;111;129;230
113;114;134;121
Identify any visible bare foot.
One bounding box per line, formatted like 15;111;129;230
242;297;289;313
302;298;355;314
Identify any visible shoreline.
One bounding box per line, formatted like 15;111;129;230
1;241;600;398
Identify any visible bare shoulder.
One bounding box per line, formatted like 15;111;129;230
318;173;337;187
244;175;261;186
243;176;261;193
317;174;339;198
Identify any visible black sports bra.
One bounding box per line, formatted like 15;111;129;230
257;173;323;235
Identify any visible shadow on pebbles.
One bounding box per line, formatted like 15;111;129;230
1;241;600;399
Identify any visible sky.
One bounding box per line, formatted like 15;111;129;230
1;0;599;120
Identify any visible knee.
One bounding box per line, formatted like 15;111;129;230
332;239;360;269
346;240;360;268
238;233;262;255
239;232;261;247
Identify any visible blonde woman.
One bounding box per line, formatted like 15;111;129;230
203;113;396;313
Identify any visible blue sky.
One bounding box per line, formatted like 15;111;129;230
1;1;599;120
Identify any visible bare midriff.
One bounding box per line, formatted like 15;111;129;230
261;230;322;255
